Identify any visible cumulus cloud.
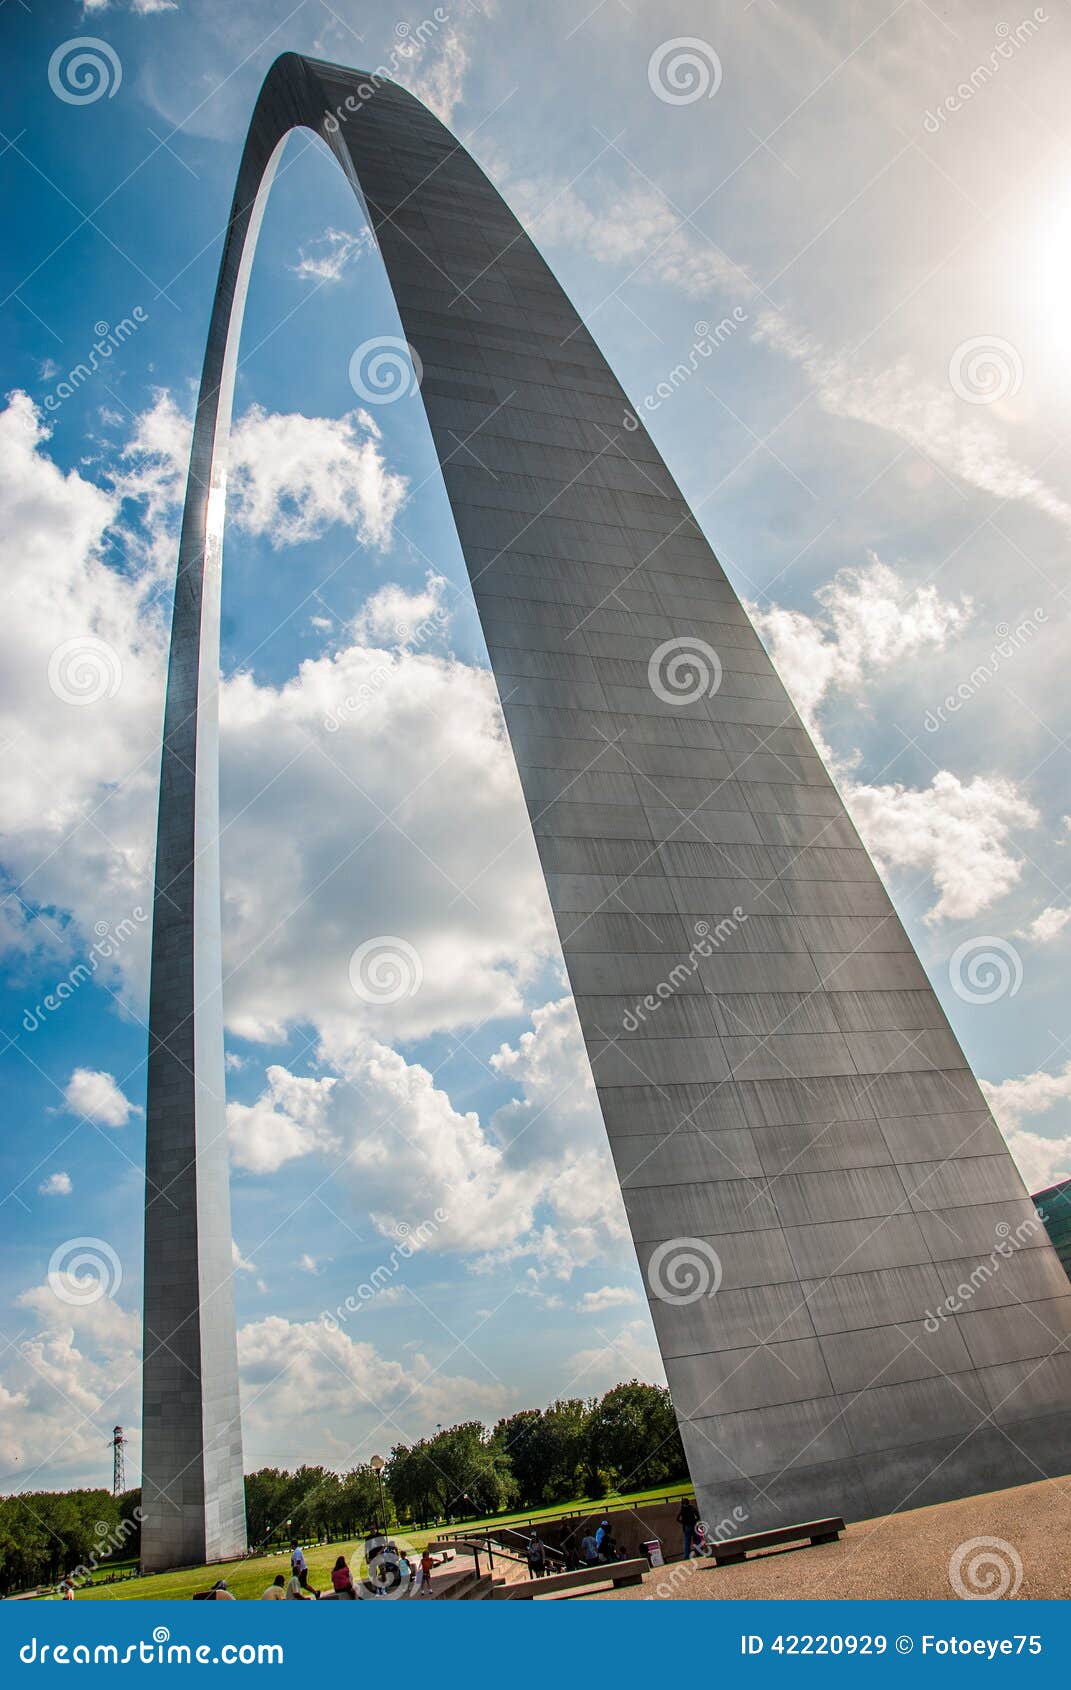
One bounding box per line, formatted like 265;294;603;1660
237;1312;510;1468
39;1171;72;1196
1;1281;141;1482
63;1067;140;1127
980;1065;1071;1192
577;1285;639;1313
749;556;971;732
351;572;449;647
226;1000;629;1286
1016;906;1071;945
228;1067;339;1175
845;770;1037;925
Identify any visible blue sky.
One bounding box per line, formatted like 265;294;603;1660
3;0;1071;1492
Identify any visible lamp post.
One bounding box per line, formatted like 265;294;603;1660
370;1453;386;1537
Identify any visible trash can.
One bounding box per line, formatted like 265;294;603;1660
642;1539;664;1567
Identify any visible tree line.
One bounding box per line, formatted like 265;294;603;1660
246;1381;686;1543
0;1380;685;1591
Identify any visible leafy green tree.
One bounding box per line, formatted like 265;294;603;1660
585;1381;686;1492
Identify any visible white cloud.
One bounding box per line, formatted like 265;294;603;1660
845;769;1037;925
39;1171;72;1196
297;1253;324;1274
496;169;752;303
290;227;371;284
565;1319;666;1395
0;391;554;1054
755;308;1071;536
351;572;449;647
227;1066;339;1176
981;1065;1071;1193
0;1281;141;1481
401;27;471;125
1017;906;1071;945
227;404;406;550
578;1285;639;1313
749;557;972;731
63;1067;139;1127
226;999;629;1286
236;1313;510;1467
982;1063;1071;1130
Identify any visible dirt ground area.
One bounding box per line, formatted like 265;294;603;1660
597;1477;1071;1601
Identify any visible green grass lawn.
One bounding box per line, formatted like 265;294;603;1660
77;1480;693;1600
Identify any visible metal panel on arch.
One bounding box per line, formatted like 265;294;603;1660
142;50;1071;1569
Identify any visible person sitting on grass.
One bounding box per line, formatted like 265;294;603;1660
193;1579;235;1600
261;1574;287;1600
285;1574;314;1600
331;1555;356;1599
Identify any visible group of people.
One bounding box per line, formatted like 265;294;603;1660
192;1501;706;1601
254;1538;435;1600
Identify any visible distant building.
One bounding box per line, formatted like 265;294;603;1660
1033;1178;1071;1282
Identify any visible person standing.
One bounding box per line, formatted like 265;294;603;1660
525;1531;546;1580
290;1540;318;1597
677;1497;701;1560
420;1547;434;1596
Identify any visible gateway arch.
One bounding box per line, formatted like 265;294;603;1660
142;51;1071;1571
